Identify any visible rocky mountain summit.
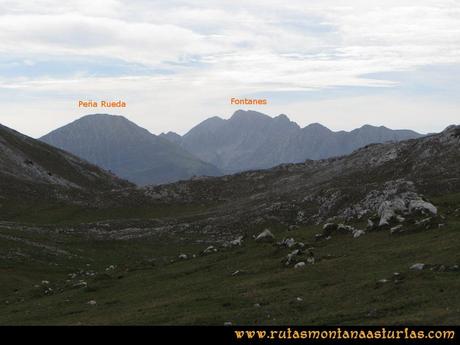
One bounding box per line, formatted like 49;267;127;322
161;110;422;173
40;114;221;186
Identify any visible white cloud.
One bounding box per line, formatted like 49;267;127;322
0;0;459;136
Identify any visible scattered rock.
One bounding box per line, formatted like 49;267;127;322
87;300;97;306
352;229;365;238
415;217;431;226
435;265;446;272
203;245;218;254
278;237;296;248
306;255;315;264
410;263;425;271
41;280;50;285
322;222;364;238
224;321;232;326
390;225;403;234
447;265;459;272
178;254;188;260
314;233;324;241
296;297;303;302
72;280;87;289
336;224;353;234
294;262;306;269
229;236;243;246
255;229;275;242
284;249;300;266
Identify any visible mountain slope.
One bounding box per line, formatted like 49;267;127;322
1;125;459;326
163;110;422;172
40;114;222;186
0;123;131;196
145;124;460;232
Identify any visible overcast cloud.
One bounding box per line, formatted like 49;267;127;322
0;0;459;136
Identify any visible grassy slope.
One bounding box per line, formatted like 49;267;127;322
0;193;459;325
0;200;210;225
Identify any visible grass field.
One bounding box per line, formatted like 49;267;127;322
0;193;459;325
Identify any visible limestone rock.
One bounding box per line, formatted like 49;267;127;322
255;229;275;242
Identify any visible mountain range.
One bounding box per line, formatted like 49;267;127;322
161;110;423;173
39;110;422;185
40;114;221;186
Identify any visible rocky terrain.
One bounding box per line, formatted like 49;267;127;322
143;125;459;239
0;123;459;325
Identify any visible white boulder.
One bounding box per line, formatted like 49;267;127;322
294;262;306;269
255;229;275;242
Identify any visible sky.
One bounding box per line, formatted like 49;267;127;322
0;0;459;137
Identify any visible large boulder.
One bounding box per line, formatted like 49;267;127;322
377;193;437;227
408;200;437;215
378;198;406;226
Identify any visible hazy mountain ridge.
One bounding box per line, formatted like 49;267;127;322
161;110;422;173
40;114;222;186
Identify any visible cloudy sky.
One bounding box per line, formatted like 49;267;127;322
0;0;459;137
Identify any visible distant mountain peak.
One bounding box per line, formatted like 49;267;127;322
161;131;180;136
166;110;422;173
77;113;129;121
200;115;225;125
40;114;222;186
304;122;330;132
274;114;290;121
230;109;270;120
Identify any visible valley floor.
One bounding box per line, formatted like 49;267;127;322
1;193;460;325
